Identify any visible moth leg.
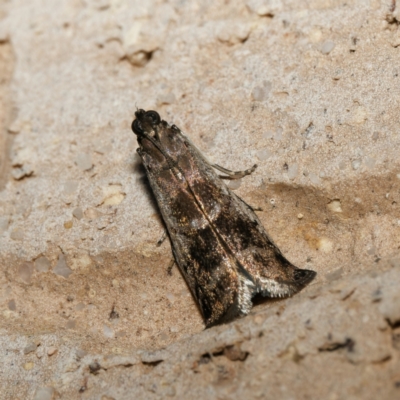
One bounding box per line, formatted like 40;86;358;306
157;230;168;247
167;258;175;276
248;205;263;212
212;163;257;180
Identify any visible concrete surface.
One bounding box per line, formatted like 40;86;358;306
0;0;399;398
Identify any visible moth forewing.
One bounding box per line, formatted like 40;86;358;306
132;109;316;327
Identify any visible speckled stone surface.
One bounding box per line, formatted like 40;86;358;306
0;0;400;399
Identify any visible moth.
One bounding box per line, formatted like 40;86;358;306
132;109;316;327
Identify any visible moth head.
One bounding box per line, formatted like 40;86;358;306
131;109;161;139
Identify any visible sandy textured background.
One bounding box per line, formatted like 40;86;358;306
1;0;400;399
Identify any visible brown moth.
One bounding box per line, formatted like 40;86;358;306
132;109;316;327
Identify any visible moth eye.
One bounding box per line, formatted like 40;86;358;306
145;110;161;125
132;119;144;135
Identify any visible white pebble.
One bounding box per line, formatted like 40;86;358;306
274;128;283;141
338;161;347;170
309;172;320;185
327;199;342;213
63;180;78;194
166;293;175;302
33;387;55;400
251;81;271;102
0;216;9;233
352;159;361;170
287;163;298;180
74;302;85;311
10;228;24;241
321;40;335;54
103;325;114;338
75;153;93;171
256;148;271;160
158;92;176;105
364;156;376;168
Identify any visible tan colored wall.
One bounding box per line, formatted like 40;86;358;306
0;1;399;399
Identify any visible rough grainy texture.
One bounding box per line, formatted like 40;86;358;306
0;0;399;399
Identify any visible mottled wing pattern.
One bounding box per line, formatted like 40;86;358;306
136;120;254;327
167;130;316;299
132;109;316;327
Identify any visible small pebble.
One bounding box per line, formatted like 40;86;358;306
251;84;271;102
47;347;57;356
63;180;78;194
35;256;51;272
64;220;73;229
228;179;241;190
0;215;9;232
75;302;85;311
338;160;347;170
321;40;335;54
76;349;87;359
158;92;176;105
309;172;320;185
103;325;114;338
325;267;343;281
379;288;400;325
72;207;83;220
263;131;274;139
389;258;400;268
64;361;80;372
33;386;54;400
166;293;175;302
66;320;76;329
8;299;16;310
327;199;342;213
256;148;271;160
297;213;304;219
111;279;119;288
352;159;361;170
12;165;34;180
24;343;37;355
287;163;298;180
274;128;283;141
102;185;126;206
18;262;34;284
75;153;93;171
23;362;34;370
36;347;45;359
10;228;24;241
364;156;376;168
53;254;72;278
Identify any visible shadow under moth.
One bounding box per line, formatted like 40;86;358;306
132;109;316;328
